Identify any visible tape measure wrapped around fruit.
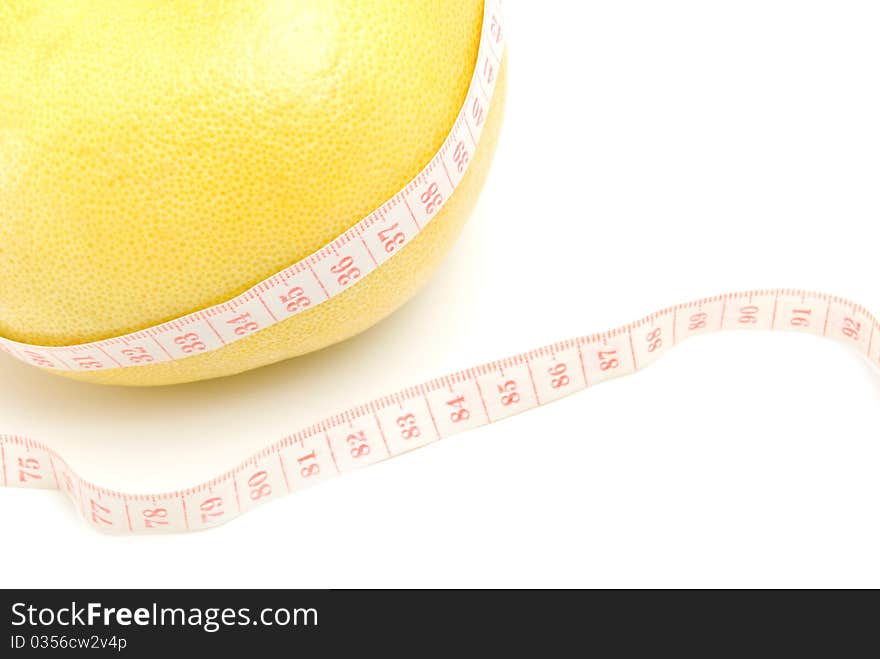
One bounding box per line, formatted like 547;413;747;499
0;0;507;386
4;3;879;537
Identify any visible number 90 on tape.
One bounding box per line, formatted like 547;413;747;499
2;288;877;534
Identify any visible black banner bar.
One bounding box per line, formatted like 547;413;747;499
1;589;872;655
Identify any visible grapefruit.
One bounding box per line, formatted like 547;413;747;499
0;0;506;385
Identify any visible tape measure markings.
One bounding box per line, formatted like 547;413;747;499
2;288;877;533
0;0;505;373
2;6;876;534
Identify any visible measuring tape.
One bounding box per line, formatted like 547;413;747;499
1;2;876;533
0;0;505;374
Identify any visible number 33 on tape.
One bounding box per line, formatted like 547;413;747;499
0;4;877;535
4;288;880;533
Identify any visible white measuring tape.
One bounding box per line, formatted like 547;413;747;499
0;1;505;373
1;2;877;534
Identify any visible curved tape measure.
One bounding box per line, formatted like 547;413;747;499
1;2;875;534
0;0;506;373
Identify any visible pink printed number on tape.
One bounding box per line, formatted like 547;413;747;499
1;3;876;534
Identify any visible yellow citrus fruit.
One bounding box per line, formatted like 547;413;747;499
0;0;506;386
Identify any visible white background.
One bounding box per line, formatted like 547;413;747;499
3;0;880;588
